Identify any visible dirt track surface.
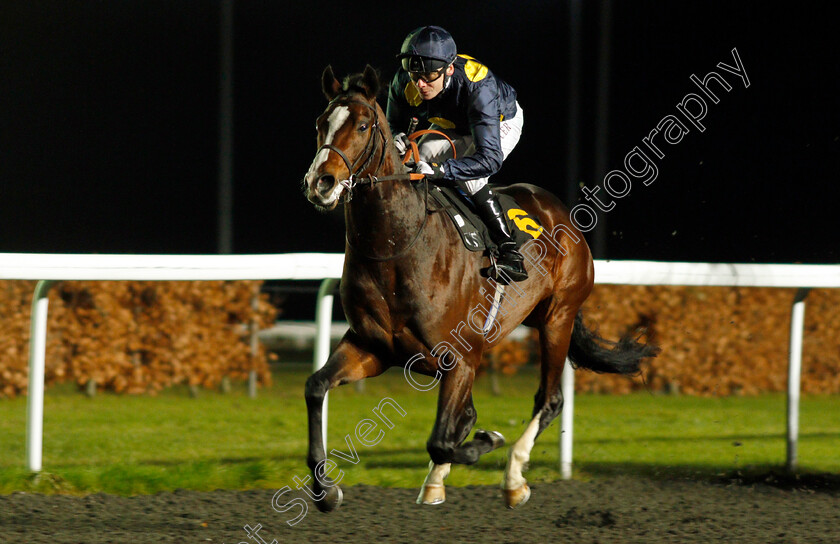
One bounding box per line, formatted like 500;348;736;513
2;476;839;543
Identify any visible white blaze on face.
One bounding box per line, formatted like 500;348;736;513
307;105;351;176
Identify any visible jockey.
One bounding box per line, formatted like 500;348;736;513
386;25;527;282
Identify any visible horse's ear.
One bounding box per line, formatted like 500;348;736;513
322;65;341;101
361;64;380;99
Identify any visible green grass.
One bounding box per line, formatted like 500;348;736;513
1;363;838;495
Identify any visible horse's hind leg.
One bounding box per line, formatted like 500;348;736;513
502;308;575;508
305;334;386;512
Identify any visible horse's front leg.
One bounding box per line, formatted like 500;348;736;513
305;335;385;512
418;359;505;505
416;460;451;505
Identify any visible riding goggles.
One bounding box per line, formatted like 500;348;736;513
407;66;446;84
401;55;448;83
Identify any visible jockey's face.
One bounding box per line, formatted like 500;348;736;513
413;64;455;101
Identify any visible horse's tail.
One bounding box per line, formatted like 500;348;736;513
567;311;660;375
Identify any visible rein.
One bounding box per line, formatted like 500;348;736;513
400;129;458;165
336;127;456;193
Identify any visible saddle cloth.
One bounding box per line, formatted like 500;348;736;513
427;185;544;252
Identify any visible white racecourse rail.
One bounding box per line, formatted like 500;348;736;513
2;253;839;476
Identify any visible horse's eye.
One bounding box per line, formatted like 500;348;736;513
358;123;369;132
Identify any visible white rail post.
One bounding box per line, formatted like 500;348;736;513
26;280;56;472
314;278;340;449
786;287;810;472
248;290;259;399
560;358;575;479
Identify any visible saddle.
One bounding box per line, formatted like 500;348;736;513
427;184;544;253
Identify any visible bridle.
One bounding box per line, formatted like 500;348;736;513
311;94;431;261
314;96;390;194
310;93;460;262
311;94;458;194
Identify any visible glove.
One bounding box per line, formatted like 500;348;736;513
393;132;410;157
413;161;446;181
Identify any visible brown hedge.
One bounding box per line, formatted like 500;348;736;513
4;282;839;398
0;280;276;397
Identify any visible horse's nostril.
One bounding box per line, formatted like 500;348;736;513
317;175;335;195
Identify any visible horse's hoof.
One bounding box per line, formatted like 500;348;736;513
503;483;531;509
416;484;446;505
314;485;343;513
475;429;506;450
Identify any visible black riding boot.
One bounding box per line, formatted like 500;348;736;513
472;186;528;283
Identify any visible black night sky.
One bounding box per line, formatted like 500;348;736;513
2;2;838;264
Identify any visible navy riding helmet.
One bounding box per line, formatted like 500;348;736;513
397;26;457;73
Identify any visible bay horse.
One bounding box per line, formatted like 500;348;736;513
302;65;659;511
